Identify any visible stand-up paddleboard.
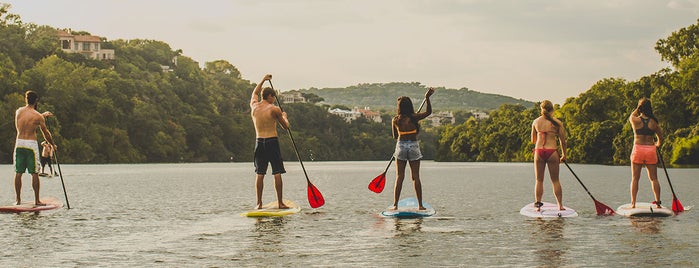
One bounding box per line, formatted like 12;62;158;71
616;202;674;217
520;202;578;218
381;197;436;218
241;200;301;217
0;197;63;213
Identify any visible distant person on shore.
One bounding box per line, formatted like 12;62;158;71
40;141;56;177
14;90;56;205
628;98;663;209
531;100;567;211
390;88;435;210
250;74;290;209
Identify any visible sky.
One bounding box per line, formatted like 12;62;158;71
4;0;699;104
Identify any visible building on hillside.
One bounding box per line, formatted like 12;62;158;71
427;111;455;126
472;111;490;120
353;107;382;123
57;30;115;60
280;92;306;103
328;108;361;122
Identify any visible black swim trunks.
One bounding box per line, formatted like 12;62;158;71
254;137;286;175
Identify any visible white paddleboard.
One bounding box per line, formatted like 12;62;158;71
616;202;674;217
520;202;578;218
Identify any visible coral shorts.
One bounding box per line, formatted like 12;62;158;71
630;144;657;165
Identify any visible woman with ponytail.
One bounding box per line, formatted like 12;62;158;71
629;98;663;208
530;100;567;211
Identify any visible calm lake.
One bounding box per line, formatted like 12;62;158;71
1;161;697;267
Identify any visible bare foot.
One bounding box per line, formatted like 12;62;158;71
559;207;566;211
278;203;289;209
255;203;263;209
418;206;427;210
388;205;397;210
16;200;21;205
35;202;46;206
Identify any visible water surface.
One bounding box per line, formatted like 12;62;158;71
1;162;697;267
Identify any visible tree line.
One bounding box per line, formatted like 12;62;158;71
1;4;697;165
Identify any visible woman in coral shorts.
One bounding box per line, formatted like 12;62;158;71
628;98;663;209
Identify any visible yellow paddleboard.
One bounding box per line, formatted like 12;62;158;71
241;200;301;217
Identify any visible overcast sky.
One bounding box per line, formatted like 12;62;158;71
5;0;699;104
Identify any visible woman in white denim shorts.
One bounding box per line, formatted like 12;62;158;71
390;88;435;211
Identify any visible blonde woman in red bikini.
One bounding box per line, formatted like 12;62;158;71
629;98;663;209
530;100;567;211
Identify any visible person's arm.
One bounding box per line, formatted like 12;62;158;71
391;117;398;139
654;121;663;147
531;122;537;144
251;74;272;107
557;120;567;161
274;108;290;130
38;116;55;147
415;88;435;120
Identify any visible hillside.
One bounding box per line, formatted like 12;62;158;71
298;82;534;112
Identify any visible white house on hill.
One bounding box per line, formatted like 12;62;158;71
58;30;115;60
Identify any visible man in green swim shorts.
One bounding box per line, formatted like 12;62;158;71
13;90;55;205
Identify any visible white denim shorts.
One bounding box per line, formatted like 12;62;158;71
393;140;423;161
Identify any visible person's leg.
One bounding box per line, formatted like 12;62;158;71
546;153;564;210
392;160;407;209
646;164;661;208
630;163;642;208
408;160;425;210
31;173;44;205
255;174;264;209
273;173;288;209
14;173;22;205
534;154;546;211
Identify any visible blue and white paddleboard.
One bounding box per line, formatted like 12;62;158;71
381;197;436;218
520;202;578;218
616;202;674;217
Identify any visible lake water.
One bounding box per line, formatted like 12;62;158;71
0;161;697;267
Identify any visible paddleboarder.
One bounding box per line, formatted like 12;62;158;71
628;98;663;209
40;141;56;177
531;100;567;211
390;88;435;210
250;74;290;209
13;90;56;206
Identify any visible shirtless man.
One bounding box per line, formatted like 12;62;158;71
250;74;290;209
40;141;56;177
14;90;55;205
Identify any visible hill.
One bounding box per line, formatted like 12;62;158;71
298;82;534;112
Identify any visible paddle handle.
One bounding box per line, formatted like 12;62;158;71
46;119;70;209
657;148;678;197
563;161;595;200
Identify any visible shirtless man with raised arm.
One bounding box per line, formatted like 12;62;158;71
14;90;55;205
250;74;291;209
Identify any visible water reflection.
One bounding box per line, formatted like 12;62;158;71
250;217;287;253
393;218;424;235
629;217;662;234
530;219;568;267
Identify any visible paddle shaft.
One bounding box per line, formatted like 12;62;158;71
46;119;71;209
269;81;312;185
563;161;597;200
657;148;679;198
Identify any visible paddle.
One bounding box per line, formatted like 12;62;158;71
657;148;684;213
46;119;70;209
368;90;429;193
563;161;614;215
269;80;325;208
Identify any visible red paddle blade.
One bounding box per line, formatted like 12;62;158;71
368;173;386;193
307;182;325;208
672;196;685;213
594;199;616;216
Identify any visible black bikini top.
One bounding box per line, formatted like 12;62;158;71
635;118;655;136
